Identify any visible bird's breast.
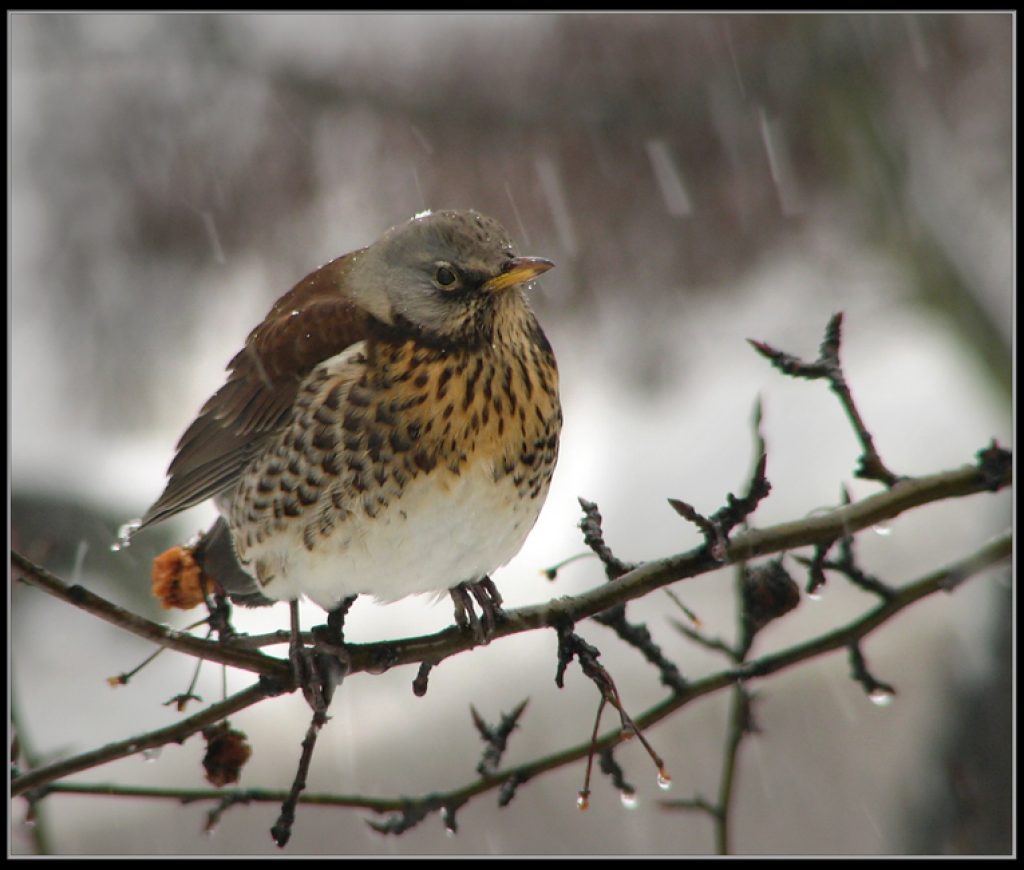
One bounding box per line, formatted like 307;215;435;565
227;324;561;607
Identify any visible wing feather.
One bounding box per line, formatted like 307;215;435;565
138;250;369;530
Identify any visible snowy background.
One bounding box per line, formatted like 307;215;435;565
10;12;1012;856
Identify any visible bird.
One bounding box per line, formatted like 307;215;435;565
133;209;561;651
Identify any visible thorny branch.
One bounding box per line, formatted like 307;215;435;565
10;451;1011;804
10;314;1013;852
10;451;1009;694
17;531;1011;836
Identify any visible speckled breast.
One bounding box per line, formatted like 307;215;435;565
226;319;561;609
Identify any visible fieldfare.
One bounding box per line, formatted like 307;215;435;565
134;209;561;650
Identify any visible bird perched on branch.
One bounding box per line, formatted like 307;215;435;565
132;209;561;651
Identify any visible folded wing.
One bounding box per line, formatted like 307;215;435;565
139;251;368;530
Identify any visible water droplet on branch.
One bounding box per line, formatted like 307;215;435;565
869;688;895;707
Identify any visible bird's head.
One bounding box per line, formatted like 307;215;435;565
344;209;554;346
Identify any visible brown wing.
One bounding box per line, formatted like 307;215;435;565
138;250;370;530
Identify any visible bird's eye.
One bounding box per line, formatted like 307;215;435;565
432;263;460;291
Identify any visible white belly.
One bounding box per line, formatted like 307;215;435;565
240;460;542;610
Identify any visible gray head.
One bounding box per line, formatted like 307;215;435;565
344;209;553;343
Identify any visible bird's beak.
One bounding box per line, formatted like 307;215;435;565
481;256;555;294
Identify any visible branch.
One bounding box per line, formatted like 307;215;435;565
12;681;282;798
749;312;901;485
12;451;1010;686
10;552;288;682
11;437;1009;802
23;531;1009;828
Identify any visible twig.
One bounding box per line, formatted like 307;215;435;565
801;537;838;597
662;586;703;628
412;661;435;698
271;709;329;847
365;795;446;835
670;619;738;661
713;684;756;854
576;695;607;811
847;642;897;703
576;498;637;579
659;795;720;818
10;552;287;681
592;604;688;695
555;624;670;805
748;312;901;486
597;746;637;805
471;699;530;778
541;551;594;581
667;452;771;563
12;680;282;798
497;773;525;807
791;481;895;601
10;698;53;854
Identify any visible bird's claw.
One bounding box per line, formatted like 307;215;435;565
450;577;504;644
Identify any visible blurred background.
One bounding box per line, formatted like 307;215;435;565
10;12;1012;856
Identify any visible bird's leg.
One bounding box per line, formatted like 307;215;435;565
309;595;356;708
450;576;504;644
288;599;328;715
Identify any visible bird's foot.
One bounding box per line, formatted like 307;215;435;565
288;598;355;713
309;596;356;705
450;577;505;644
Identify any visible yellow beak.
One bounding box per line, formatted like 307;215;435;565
481;256;555;294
